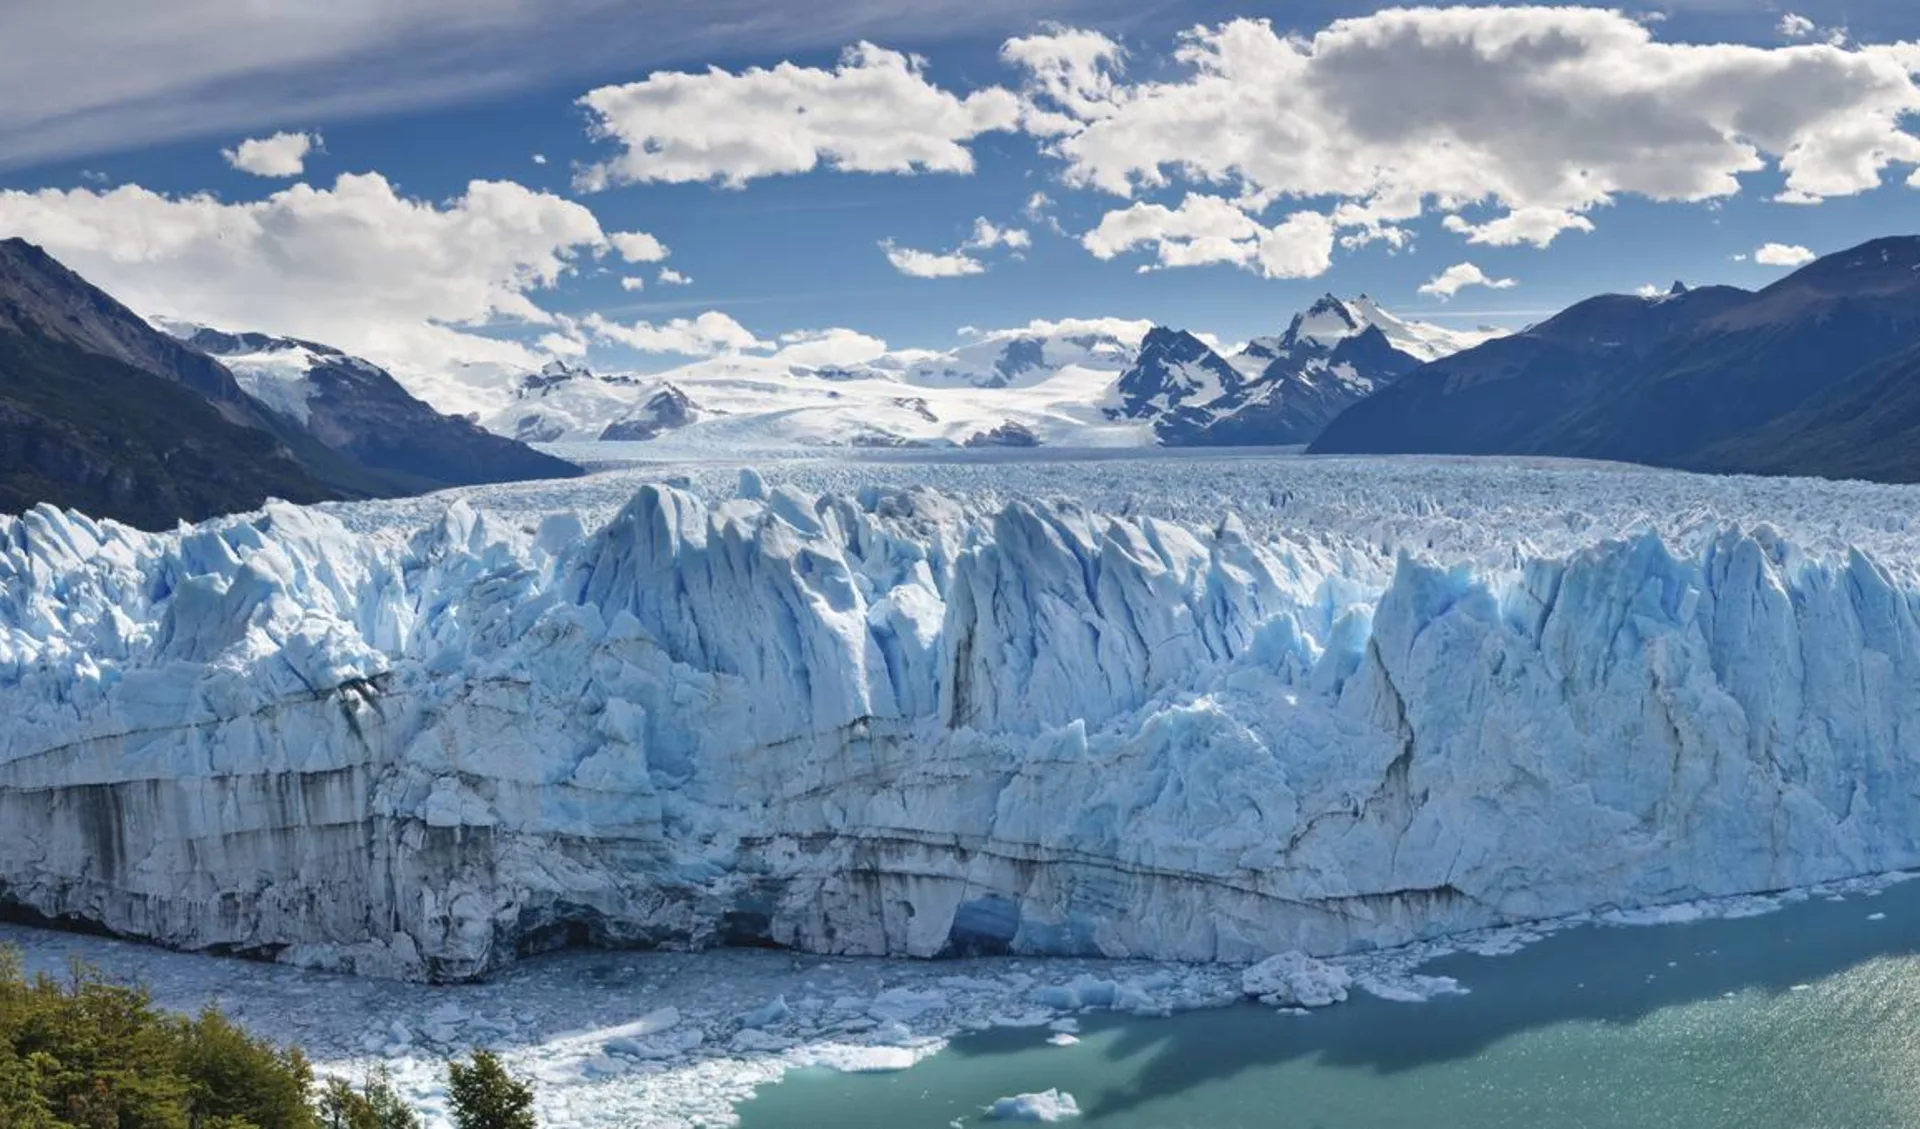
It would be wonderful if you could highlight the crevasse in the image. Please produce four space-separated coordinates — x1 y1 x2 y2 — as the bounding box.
0 478 1915 981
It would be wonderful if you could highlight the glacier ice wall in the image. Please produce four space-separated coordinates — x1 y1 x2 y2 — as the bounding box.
2 475 1918 980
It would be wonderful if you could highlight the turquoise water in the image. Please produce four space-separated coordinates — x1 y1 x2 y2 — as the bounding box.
736 883 1920 1128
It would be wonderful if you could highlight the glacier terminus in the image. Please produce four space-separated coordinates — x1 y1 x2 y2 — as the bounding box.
2 454 1918 983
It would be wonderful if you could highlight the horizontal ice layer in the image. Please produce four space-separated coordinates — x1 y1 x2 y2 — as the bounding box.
3 462 1920 980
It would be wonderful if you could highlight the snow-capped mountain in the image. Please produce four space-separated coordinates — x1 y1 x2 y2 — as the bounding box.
889 322 1145 389
466 304 1492 452
182 326 581 488
1110 296 1492 446
1103 326 1249 432
485 322 1154 449
484 360 675 443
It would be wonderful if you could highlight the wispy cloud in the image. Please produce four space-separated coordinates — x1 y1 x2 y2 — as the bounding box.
0 0 1132 170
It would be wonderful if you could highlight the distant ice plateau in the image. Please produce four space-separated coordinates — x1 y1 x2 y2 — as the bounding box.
4 453 1920 985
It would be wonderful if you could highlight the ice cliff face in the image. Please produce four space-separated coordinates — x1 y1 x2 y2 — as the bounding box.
3 475 1919 981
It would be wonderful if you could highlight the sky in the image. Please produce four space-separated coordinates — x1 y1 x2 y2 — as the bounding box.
2 0 1920 387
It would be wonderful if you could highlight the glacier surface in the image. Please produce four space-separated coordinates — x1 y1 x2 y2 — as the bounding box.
3 452 1920 981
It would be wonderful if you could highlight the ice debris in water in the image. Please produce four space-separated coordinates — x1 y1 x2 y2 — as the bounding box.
987 1089 1082 1121
1242 952 1352 1008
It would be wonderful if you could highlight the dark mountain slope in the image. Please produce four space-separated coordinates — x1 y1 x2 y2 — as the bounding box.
0 325 337 527
1312 236 1920 481
184 329 581 488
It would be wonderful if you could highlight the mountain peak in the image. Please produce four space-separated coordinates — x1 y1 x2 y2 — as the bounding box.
1669 280 1689 296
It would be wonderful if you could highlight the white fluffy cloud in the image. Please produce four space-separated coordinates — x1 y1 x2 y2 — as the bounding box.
0 173 610 413
609 230 669 262
964 217 1031 251
657 266 691 285
961 314 1155 348
882 214 1030 278
620 276 645 291
774 327 890 366
1779 13 1817 40
1754 242 1817 266
1442 206 1596 248
1418 262 1517 299
881 240 985 278
582 310 765 355
221 131 319 177
1010 9 1920 232
575 43 1020 190
1082 193 1335 278
1001 26 1127 135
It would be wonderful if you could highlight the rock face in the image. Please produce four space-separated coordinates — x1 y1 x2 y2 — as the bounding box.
597 386 701 442
4 482 1920 981
0 239 377 528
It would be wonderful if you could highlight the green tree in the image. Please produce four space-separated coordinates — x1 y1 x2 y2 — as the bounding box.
0 946 338 1129
445 1051 536 1129
177 1006 315 1129
316 1066 417 1129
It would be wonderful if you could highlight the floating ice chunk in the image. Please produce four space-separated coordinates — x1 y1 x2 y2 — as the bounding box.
987 1089 1082 1121
790 1041 938 1073
867 987 948 1023
1242 952 1352 1008
1359 974 1468 1003
739 996 792 1029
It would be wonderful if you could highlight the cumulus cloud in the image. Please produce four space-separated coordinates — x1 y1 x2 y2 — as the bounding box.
0 172 609 412
1418 262 1518 299
1001 26 1127 135
882 214 1030 278
609 230 670 263
532 153 548 165
1779 13 1817 39
581 310 765 355
881 239 985 278
1009 9 1920 231
963 217 1031 251
1082 193 1335 278
575 43 1020 190
961 314 1155 347
1443 206 1596 248
1754 241 1817 266
774 327 890 366
620 276 645 291
538 329 586 357
657 266 691 285
221 131 319 177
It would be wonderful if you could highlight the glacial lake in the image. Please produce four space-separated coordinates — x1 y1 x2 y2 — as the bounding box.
736 879 1920 1129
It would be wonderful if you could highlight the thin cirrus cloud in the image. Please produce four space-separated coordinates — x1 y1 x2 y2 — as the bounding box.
0 0 1130 171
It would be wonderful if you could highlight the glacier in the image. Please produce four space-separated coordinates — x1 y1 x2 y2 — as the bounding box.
2 453 1919 982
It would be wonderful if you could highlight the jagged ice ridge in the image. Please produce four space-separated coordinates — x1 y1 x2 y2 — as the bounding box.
2 456 1919 981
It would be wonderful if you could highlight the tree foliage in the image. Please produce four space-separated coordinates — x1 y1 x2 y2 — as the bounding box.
315 1065 419 1129
0 948 316 1129
445 1050 537 1129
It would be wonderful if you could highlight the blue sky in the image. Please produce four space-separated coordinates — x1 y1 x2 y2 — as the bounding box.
2 0 1919 381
